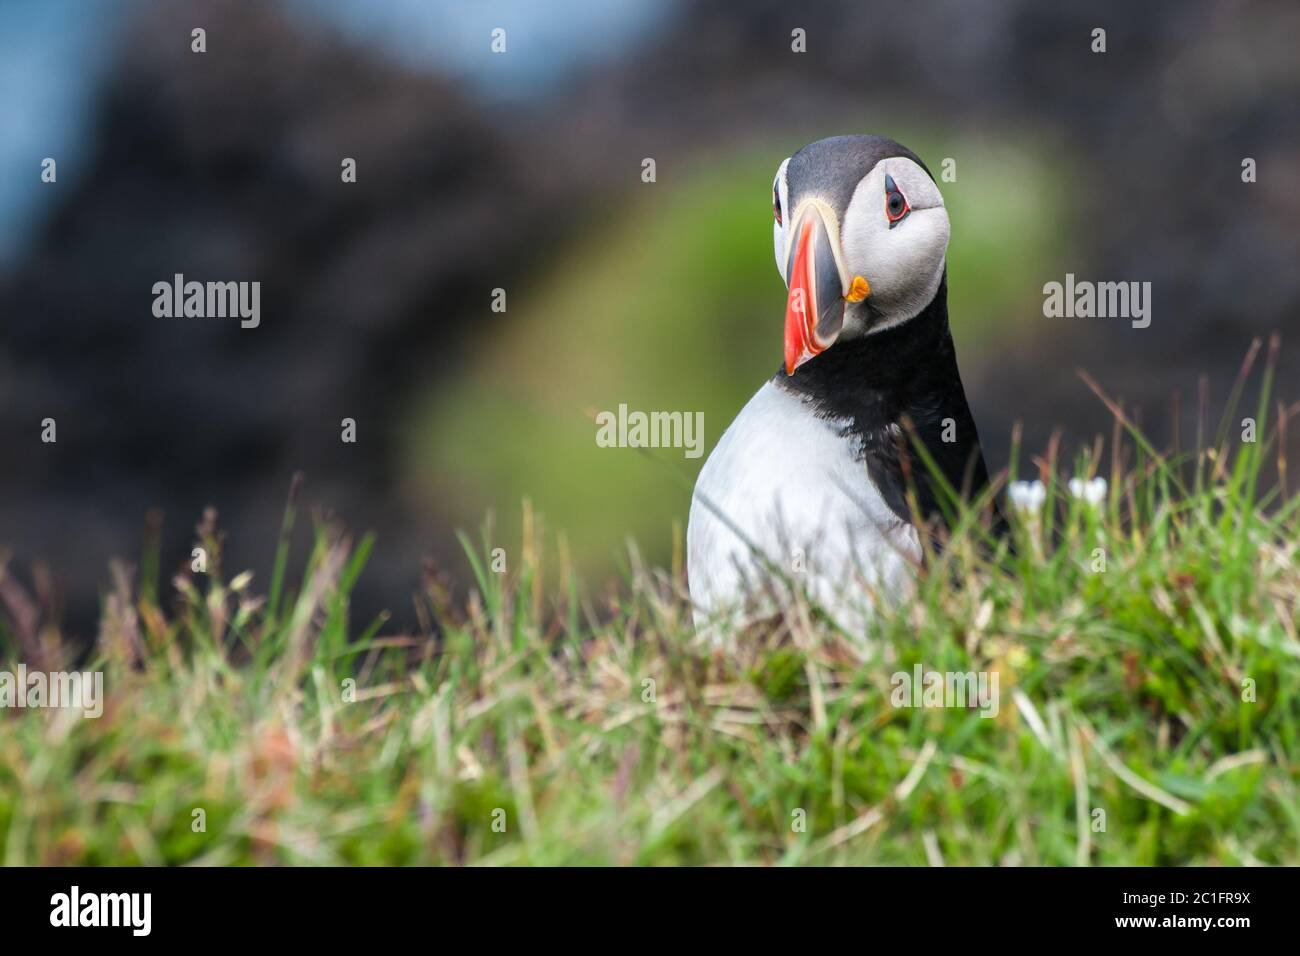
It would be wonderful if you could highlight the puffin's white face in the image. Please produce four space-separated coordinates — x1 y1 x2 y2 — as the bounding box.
771 151 950 374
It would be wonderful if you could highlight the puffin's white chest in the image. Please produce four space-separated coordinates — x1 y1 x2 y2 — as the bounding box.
687 381 920 635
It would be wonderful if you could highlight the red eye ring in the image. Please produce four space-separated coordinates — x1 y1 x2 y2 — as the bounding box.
773 182 783 226
886 192 909 223
884 173 910 225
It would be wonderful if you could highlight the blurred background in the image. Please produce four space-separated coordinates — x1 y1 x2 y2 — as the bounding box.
0 0 1296 636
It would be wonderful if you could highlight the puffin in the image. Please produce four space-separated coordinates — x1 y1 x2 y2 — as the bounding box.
687 134 991 636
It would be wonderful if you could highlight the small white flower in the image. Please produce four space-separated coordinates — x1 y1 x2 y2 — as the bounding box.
1008 480 1046 515
1068 476 1107 506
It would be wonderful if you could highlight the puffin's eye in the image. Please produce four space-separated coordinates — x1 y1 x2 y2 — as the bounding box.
773 182 783 226
884 173 910 226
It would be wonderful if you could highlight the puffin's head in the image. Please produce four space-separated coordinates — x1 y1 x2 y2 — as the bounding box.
771 135 950 374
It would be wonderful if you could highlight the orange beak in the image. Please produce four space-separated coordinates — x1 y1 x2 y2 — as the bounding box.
783 204 855 375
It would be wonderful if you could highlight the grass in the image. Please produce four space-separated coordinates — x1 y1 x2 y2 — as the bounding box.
1 347 1299 866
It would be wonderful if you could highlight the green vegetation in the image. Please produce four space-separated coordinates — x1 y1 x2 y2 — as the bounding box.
2 347 1296 866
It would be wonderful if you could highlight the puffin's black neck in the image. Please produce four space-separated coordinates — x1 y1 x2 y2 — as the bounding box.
774 275 960 423
773 274 991 522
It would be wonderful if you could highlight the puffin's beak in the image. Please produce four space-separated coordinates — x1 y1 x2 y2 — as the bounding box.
783 202 859 375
